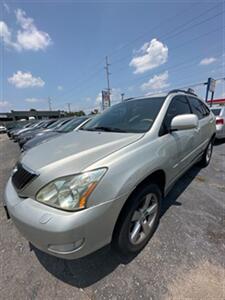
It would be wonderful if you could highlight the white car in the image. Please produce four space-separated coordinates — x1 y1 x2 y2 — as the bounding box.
0 125 6 134
211 106 225 139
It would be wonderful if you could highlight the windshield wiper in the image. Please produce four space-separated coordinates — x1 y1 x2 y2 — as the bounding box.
85 126 127 133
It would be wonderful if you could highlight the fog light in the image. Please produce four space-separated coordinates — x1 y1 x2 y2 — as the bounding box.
48 239 84 254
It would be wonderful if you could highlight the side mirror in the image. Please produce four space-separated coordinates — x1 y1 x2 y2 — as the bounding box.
170 114 198 131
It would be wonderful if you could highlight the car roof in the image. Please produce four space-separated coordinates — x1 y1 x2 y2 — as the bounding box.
126 90 200 102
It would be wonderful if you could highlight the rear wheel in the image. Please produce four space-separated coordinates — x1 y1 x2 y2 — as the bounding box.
113 183 161 256
199 139 213 167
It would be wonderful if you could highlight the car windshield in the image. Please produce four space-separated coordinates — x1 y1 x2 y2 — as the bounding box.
54 119 72 129
211 108 221 116
41 121 52 128
82 97 166 133
27 122 39 128
57 117 88 133
47 119 65 129
35 121 47 128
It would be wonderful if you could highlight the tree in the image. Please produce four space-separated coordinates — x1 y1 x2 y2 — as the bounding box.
65 110 86 117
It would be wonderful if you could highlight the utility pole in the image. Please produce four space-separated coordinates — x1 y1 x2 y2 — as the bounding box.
48 97 52 111
67 102 71 113
210 91 214 107
104 56 111 106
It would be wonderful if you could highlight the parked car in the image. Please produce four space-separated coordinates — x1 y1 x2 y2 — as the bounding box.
4 89 216 259
17 118 74 148
211 106 225 139
22 116 90 151
7 122 32 139
11 121 45 141
0 125 7 133
16 119 60 147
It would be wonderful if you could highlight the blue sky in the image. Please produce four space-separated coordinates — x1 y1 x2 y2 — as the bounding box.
0 0 224 113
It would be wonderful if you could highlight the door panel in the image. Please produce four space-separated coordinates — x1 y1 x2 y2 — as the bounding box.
187 96 211 154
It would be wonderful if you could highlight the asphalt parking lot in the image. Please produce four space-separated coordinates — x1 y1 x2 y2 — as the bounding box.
0 133 225 300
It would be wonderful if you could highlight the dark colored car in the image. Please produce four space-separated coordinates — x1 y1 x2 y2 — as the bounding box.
11 121 46 141
18 118 73 148
7 122 33 139
22 116 90 151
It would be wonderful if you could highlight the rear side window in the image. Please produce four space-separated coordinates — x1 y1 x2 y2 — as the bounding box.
188 97 209 119
211 109 221 116
160 95 191 135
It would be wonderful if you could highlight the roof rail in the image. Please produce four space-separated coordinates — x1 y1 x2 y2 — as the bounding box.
168 88 197 96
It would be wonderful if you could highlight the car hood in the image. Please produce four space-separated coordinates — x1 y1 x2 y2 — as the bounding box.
19 128 42 138
23 131 61 151
21 130 143 175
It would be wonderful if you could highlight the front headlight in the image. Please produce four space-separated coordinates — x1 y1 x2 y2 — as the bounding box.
36 168 107 211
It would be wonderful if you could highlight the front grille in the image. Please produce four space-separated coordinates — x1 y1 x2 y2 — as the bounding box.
12 163 37 190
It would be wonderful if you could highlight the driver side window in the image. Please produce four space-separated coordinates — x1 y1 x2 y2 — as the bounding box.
159 95 191 136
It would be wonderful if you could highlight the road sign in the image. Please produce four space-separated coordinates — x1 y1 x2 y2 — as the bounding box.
102 90 110 110
209 78 216 93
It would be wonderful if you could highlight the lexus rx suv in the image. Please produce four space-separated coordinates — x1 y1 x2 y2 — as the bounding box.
4 89 216 259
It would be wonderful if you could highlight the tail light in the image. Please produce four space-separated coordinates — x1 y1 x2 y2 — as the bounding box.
216 118 224 125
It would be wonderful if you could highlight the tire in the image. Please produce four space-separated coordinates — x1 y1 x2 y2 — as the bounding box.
199 139 213 167
113 183 162 257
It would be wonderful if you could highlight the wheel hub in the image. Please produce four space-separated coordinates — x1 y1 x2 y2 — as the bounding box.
129 193 158 245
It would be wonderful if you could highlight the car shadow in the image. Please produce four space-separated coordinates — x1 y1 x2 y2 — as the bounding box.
214 138 225 146
34 165 201 288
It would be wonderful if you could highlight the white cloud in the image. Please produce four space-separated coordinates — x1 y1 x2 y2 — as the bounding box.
141 71 170 92
199 57 217 66
0 9 51 51
8 71 45 88
85 97 91 102
0 21 10 41
0 21 19 49
130 38 168 74
25 98 44 103
57 85 63 91
15 9 51 51
0 100 11 110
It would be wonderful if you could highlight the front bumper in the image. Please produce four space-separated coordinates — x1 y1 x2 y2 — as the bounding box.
4 179 125 259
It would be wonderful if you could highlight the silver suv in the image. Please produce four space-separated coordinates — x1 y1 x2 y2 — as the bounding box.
4 90 216 259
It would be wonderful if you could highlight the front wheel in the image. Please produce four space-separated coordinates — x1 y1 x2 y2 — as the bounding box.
199 139 213 167
113 183 161 257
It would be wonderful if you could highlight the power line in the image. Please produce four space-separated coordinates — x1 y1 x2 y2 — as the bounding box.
111 24 224 68
53 4 220 103
108 3 219 60
64 6 224 103
111 8 224 71
53 4 223 111
109 3 220 63
116 43 222 89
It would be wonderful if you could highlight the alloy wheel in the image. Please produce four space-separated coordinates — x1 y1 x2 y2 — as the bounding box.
129 193 158 245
